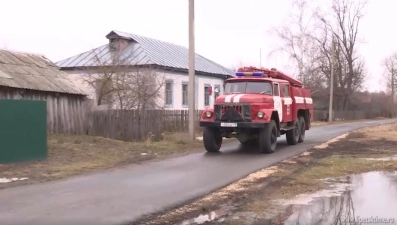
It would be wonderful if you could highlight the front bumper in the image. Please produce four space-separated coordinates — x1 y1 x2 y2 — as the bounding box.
199 121 268 128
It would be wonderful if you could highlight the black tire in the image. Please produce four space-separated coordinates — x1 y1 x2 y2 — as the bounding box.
298 116 306 143
203 127 222 152
286 119 299 145
258 120 278 154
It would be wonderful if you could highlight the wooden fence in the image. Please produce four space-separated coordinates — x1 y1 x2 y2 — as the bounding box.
83 109 204 141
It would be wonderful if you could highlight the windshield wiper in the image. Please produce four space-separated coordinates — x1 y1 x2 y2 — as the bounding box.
260 91 271 94
230 92 242 94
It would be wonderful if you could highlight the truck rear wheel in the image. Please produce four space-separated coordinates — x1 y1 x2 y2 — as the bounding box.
203 127 222 152
258 120 277 154
286 119 299 145
298 116 306 143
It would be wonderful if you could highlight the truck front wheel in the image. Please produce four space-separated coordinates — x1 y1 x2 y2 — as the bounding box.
203 127 223 152
258 120 277 154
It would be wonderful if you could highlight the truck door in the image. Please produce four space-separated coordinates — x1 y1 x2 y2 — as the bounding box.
281 84 293 122
273 83 283 122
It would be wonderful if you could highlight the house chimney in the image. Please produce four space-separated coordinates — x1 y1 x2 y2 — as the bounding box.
109 38 119 52
106 33 131 52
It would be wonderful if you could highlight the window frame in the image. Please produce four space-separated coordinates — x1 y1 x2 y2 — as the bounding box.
282 84 290 97
214 84 221 99
182 81 188 108
165 79 174 108
273 83 280 97
204 83 211 106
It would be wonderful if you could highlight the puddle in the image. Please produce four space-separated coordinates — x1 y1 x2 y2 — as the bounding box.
365 155 397 161
179 171 397 225
277 171 397 225
0 177 28 183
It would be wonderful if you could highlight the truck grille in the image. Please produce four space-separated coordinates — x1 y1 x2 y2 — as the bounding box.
215 104 251 122
221 105 242 114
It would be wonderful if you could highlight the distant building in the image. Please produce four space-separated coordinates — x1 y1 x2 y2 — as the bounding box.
56 30 234 110
0 49 88 133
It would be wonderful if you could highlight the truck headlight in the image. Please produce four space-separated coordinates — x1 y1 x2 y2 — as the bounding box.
205 111 212 118
257 111 264 118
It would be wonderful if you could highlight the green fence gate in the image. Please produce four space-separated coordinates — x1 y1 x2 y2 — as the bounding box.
0 99 47 164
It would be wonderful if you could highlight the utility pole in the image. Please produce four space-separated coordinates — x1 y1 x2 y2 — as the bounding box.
391 67 395 104
328 36 335 122
188 0 196 141
259 48 262 67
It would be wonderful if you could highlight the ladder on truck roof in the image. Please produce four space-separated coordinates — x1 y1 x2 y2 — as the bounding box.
236 66 304 88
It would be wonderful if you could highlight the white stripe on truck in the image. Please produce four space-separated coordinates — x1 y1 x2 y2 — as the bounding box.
232 94 245 103
225 94 236 103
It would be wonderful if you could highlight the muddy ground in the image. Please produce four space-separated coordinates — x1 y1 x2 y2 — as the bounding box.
0 131 207 189
132 122 397 225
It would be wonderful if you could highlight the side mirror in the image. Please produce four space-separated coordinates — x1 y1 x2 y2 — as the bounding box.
214 87 220 94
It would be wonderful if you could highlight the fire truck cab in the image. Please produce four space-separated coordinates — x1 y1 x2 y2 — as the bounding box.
199 66 313 154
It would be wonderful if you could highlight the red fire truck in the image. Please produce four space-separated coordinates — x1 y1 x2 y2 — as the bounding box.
199 66 313 153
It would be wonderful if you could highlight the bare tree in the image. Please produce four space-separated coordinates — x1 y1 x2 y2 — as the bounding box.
269 0 368 111
382 52 397 102
267 0 323 88
81 46 165 111
316 0 368 110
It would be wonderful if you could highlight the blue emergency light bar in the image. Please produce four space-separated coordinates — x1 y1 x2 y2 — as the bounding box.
235 71 264 77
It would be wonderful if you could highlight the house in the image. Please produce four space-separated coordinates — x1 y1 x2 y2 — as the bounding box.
0 49 89 134
56 30 234 110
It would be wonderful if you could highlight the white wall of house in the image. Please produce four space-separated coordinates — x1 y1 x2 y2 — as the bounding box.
64 69 226 110
159 71 225 110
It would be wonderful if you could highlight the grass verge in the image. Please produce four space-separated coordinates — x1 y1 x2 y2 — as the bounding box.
0 131 206 189
132 121 397 225
310 117 387 127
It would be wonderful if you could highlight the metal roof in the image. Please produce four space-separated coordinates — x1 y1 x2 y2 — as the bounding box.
56 30 234 77
0 49 87 95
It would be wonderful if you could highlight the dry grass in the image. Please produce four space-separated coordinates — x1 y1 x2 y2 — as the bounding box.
357 122 397 141
0 132 204 188
311 117 387 127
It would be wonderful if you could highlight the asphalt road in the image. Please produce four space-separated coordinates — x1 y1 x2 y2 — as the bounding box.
0 119 394 225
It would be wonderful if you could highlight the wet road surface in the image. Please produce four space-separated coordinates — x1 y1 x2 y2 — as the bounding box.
0 119 394 225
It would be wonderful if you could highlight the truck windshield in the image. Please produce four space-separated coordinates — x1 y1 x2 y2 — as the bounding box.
224 81 272 95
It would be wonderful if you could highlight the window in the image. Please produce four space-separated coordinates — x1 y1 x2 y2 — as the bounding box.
273 83 280 96
165 80 173 107
282 85 290 97
204 84 210 106
182 82 188 107
214 84 221 98
224 81 272 95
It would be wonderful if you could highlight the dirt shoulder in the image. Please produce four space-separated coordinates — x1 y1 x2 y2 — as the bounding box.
310 117 387 127
133 122 397 225
0 132 213 190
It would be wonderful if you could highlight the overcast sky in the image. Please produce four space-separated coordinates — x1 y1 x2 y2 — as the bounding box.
1 0 394 92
